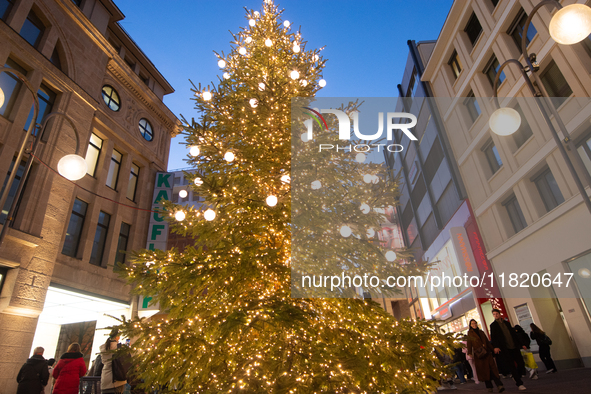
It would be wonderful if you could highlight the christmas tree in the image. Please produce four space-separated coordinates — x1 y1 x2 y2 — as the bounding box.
119 1 455 392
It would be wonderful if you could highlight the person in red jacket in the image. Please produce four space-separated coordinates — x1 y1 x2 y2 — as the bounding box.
52 343 87 394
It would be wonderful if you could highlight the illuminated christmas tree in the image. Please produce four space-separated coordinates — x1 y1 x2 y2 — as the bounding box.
119 1 455 392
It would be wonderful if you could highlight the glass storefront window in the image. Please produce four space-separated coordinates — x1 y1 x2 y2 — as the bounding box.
566 250 591 319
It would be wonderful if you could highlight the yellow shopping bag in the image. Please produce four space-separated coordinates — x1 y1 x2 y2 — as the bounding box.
522 350 538 369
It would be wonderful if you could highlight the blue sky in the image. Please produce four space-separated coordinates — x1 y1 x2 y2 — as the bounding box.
114 0 453 170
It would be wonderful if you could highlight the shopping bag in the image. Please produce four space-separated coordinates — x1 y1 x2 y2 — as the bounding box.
521 350 538 369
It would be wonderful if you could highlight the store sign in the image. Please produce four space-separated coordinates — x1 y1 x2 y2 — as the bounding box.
139 172 173 316
450 227 479 277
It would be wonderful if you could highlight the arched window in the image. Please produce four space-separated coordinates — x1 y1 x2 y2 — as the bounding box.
138 118 153 141
101 85 120 111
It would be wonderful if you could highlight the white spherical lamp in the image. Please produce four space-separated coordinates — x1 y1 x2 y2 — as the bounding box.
189 145 200 156
174 211 186 221
194 177 203 186
549 4 591 45
249 98 258 108
490 107 521 136
318 79 326 87
280 174 290 184
300 80 308 87
266 195 278 206
355 153 366 163
249 19 255 27
202 91 212 101
239 47 247 55
284 20 290 28
265 39 273 47
360 203 370 214
223 72 231 80
293 44 300 53
340 225 352 238
290 70 300 80
204 209 216 221
311 180 321 190
258 83 266 91
245 37 252 44
366 228 375 238
179 190 188 199
218 59 226 68
363 174 373 184
57 154 87 181
385 250 397 262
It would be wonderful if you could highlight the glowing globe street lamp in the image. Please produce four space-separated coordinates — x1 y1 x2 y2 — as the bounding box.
490 0 591 215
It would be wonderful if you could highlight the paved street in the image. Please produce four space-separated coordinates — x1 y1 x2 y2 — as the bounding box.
447 368 591 393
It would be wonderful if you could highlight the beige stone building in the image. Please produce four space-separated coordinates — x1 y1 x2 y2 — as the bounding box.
0 0 179 390
422 0 591 368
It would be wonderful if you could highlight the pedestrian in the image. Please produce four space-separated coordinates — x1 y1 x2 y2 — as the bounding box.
452 346 467 384
45 358 56 394
467 319 504 393
52 343 87 394
530 323 557 374
16 346 50 394
100 328 128 394
462 339 479 384
513 324 538 380
490 309 527 391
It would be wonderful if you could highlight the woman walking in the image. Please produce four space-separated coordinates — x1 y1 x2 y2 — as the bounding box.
100 329 128 394
52 343 87 394
467 319 504 393
530 323 557 373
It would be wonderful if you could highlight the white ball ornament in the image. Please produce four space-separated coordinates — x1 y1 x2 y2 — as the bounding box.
224 151 235 162
189 145 200 156
293 44 300 53
355 153 366 163
239 47 247 55
174 211 186 221
202 91 212 101
194 177 203 186
265 39 273 47
311 180 321 190
319 79 326 87
266 195 278 207
360 203 370 214
245 37 252 44
290 70 300 80
366 228 375 238
204 209 216 221
363 174 373 184
385 250 397 262
280 174 291 184
300 80 308 87
249 98 258 108
223 72 230 79
253 11 260 17
340 225 352 238
179 190 188 198
249 19 255 27
258 82 266 91
218 59 226 68
284 20 290 28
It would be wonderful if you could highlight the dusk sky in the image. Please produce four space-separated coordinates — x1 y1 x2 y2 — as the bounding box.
114 0 454 170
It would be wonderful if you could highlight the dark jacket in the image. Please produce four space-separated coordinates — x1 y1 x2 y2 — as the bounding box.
52 352 87 394
513 325 531 349
530 331 551 351
16 354 50 394
490 318 522 351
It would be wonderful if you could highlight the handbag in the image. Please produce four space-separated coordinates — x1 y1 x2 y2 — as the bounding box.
112 357 127 382
474 345 488 359
521 350 539 369
539 334 552 346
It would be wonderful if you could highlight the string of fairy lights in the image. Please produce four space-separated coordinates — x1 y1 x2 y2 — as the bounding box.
120 1 457 392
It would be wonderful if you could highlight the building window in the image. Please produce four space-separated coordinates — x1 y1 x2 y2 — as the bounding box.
577 132 591 176
482 139 502 175
406 69 419 98
50 45 62 71
139 118 154 141
20 10 45 48
127 163 139 201
0 59 27 119
0 157 26 224
512 104 533 149
89 211 111 266
503 194 527 234
106 149 122 190
62 198 88 257
423 137 444 184
1 0 15 20
540 60 572 108
508 9 537 50
448 50 462 80
533 168 565 212
85 133 103 177
465 12 483 48
484 55 506 87
464 91 481 124
24 84 56 133
101 85 121 111
114 222 131 270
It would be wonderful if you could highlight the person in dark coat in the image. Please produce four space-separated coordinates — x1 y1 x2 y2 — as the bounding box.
530 323 557 373
490 309 527 390
452 346 467 383
16 346 50 394
514 324 538 379
467 319 504 393
52 343 87 394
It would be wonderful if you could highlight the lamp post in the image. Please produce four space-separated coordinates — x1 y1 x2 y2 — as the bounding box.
0 69 87 248
489 0 591 216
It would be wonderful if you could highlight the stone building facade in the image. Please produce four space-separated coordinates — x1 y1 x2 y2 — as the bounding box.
0 0 179 391
422 0 591 368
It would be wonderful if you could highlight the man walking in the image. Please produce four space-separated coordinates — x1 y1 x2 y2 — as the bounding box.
490 309 527 391
16 346 50 394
